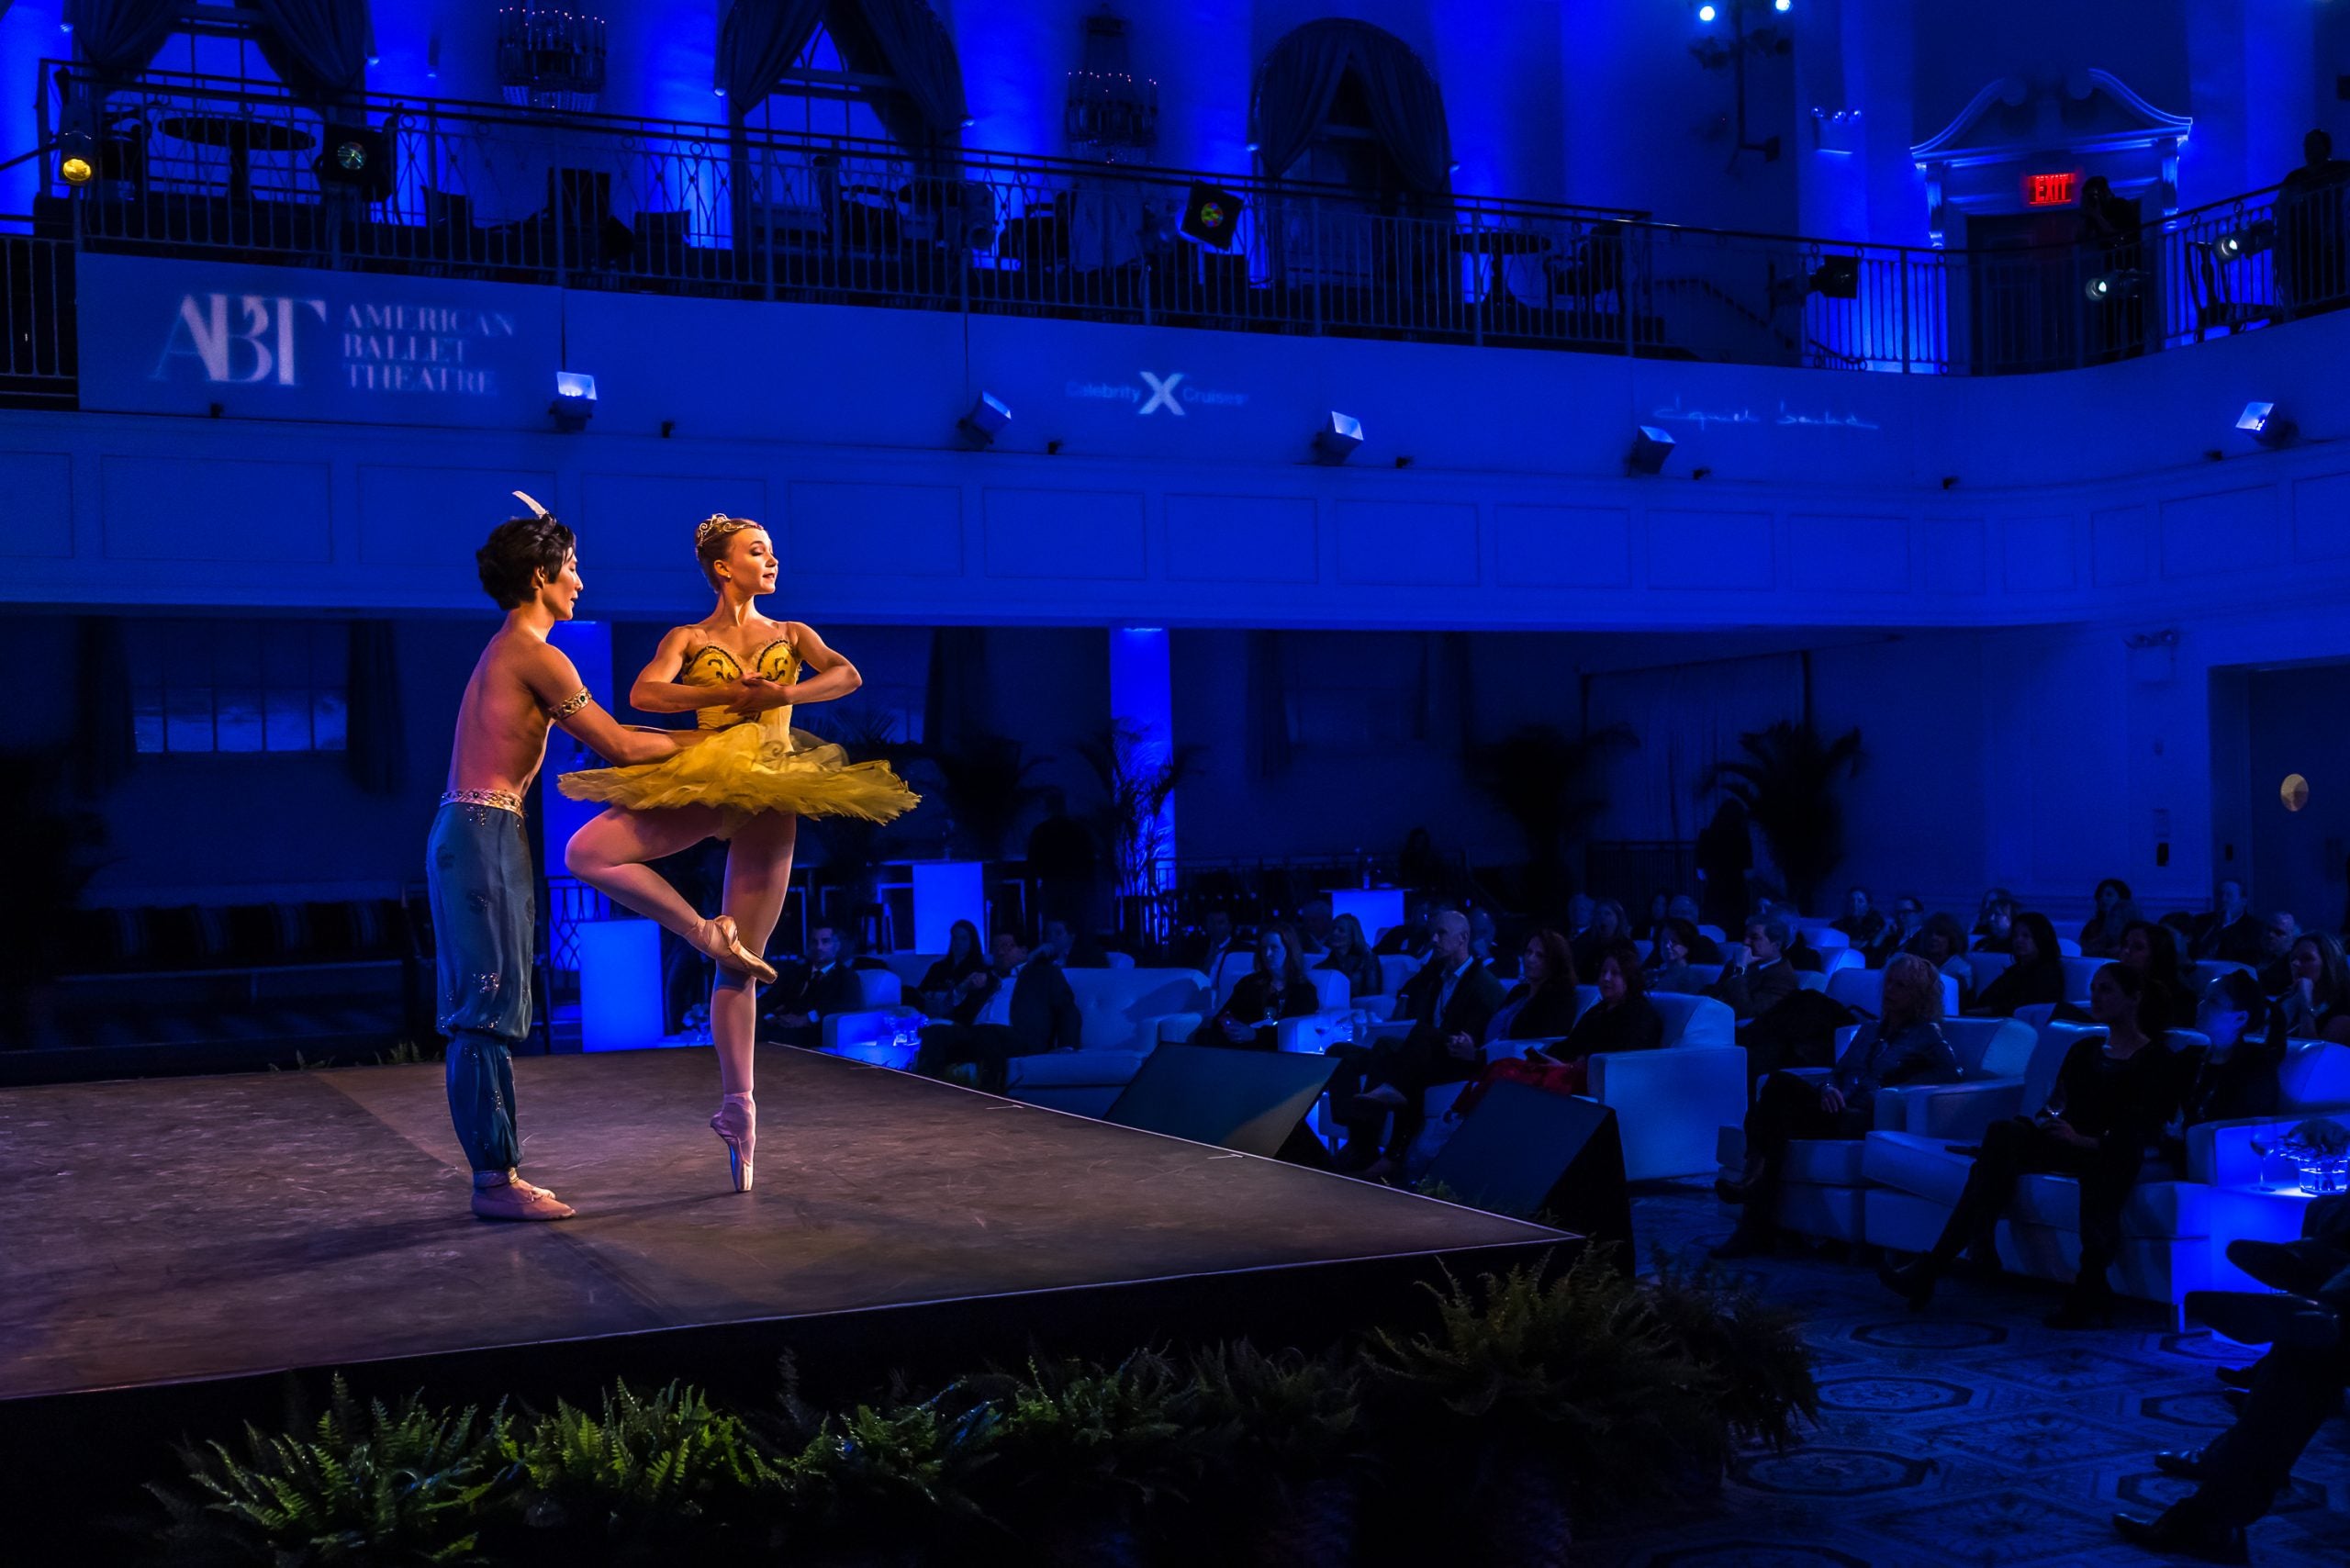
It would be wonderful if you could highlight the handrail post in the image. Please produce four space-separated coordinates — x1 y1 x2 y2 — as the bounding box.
1309 195 1322 335
1899 250 1910 373
1470 206 1483 347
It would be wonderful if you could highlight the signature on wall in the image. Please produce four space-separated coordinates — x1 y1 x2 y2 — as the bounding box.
1649 396 1884 433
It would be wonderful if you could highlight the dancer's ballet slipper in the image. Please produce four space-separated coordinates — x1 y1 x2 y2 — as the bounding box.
695 915 777 984
711 1091 755 1193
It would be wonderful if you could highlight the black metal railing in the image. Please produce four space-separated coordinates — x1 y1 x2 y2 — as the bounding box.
18 63 2350 382
0 230 74 406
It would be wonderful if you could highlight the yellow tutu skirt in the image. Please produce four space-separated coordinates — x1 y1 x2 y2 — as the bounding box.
558 722 920 839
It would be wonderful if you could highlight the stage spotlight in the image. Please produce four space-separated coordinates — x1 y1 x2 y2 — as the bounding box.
1770 253 1860 309
2085 269 2145 302
1627 425 1676 476
1774 0 1792 11
1180 180 1243 249
1697 4 1718 21
317 122 393 202
1314 411 1364 464
56 95 97 185
550 371 597 431
958 390 1012 446
2211 220 2275 263
2237 401 2298 449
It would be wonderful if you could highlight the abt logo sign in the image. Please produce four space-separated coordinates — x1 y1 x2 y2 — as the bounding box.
154 293 328 386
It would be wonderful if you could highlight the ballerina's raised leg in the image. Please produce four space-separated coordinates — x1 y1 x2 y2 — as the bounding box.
704 810 799 1191
564 803 778 985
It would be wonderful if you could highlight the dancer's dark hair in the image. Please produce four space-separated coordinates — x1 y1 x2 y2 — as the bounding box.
476 514 576 609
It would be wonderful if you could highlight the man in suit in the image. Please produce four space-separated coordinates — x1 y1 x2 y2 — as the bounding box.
914 927 1086 1092
1708 914 1801 1025
759 924 863 1046
2190 879 2264 966
1179 907 1242 976
2256 912 2300 995
1040 913 1110 969
1329 908 1505 1177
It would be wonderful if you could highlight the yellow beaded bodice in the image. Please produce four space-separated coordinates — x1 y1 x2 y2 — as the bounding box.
682 637 799 734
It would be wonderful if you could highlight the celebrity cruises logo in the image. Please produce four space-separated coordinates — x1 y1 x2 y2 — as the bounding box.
1065 369 1251 415
153 290 520 398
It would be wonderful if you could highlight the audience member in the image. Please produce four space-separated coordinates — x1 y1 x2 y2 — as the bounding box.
1297 896 1334 954
1181 907 1244 975
758 923 862 1045
1644 917 1703 994
2255 911 2300 994
914 920 990 1014
1716 955 1960 1258
1833 886 1888 954
1973 897 2018 955
1469 905 1504 972
1483 928 1583 1045
1329 909 1505 1178
2189 879 2262 965
2277 930 2350 1044
1668 894 1724 960
2118 919 2197 1035
1571 899 1630 980
1373 896 1438 958
1453 937 1651 1112
1192 924 1320 1050
1707 914 1800 1023
2079 878 2140 958
1967 912 2067 1016
2277 126 2350 316
2168 970 2285 1150
914 927 1084 1091
1882 962 2177 1327
1314 913 1384 999
1639 890 1674 947
1907 913 1975 1004
1868 893 1926 967
1039 913 1110 969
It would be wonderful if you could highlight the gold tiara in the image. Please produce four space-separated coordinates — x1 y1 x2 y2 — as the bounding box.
695 513 756 551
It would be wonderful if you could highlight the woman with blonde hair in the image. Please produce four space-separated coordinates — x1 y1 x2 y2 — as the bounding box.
562 513 919 1192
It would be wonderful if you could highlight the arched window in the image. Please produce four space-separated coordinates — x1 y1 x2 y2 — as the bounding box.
717 0 968 153
1250 20 1451 201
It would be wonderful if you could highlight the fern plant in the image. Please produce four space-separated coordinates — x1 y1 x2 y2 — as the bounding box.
147 1376 512 1565
1643 1252 1819 1456
1174 1344 1368 1568
767 1365 1000 1558
502 1381 783 1553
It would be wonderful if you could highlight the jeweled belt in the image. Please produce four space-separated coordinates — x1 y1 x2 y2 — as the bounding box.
441 789 524 815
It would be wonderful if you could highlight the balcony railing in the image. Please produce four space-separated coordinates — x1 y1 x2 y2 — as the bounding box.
17 63 2350 387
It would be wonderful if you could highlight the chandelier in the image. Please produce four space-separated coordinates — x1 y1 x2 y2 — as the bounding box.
1064 8 1157 160
497 3 609 113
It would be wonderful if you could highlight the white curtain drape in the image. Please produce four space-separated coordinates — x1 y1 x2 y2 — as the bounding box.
1584 653 1804 843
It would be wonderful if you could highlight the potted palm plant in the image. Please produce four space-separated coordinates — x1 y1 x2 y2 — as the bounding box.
922 729 1047 861
1698 720 1864 916
1079 722 1201 947
1466 723 1635 909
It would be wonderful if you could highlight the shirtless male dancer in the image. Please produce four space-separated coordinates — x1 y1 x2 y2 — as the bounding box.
430 499 688 1220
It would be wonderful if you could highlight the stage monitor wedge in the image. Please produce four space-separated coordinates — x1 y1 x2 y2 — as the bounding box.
1425 1082 1633 1265
1103 1043 1335 1158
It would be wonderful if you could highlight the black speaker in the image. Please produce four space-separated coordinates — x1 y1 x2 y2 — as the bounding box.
1180 180 1243 249
1104 1044 1336 1158
1426 1083 1633 1263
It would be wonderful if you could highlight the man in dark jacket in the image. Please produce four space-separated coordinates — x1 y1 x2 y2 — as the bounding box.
759 924 864 1046
2190 879 2264 966
915 928 1086 1092
1708 914 1802 1024
1330 909 1505 1175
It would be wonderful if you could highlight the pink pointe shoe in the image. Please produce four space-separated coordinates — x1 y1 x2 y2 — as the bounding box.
711 1091 755 1192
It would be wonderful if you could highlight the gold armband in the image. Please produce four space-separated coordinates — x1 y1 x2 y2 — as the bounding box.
546 689 592 720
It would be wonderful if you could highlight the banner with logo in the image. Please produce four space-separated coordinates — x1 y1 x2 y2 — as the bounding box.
76 253 561 428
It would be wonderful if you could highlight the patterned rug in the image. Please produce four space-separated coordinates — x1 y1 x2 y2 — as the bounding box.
1589 1181 2350 1567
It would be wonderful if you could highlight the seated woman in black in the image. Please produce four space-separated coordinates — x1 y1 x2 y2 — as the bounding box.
2119 918 2197 1034
1644 916 1703 995
1716 955 1960 1257
2078 878 2139 958
1967 912 2067 1017
1191 924 1321 1050
1907 913 1976 1008
1453 938 1650 1114
2168 970 2284 1158
1484 928 1582 1046
1881 962 2179 1327
2277 930 2350 1044
1314 913 1384 1001
914 919 990 1016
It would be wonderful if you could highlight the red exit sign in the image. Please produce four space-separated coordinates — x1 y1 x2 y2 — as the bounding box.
2025 171 2079 207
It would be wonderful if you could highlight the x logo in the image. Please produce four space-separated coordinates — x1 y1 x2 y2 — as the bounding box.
1137 370 1187 416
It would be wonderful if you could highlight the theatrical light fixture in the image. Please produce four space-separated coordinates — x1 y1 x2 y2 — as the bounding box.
55 94 98 186
2237 401 2298 449
317 122 393 202
1771 253 1862 308
1313 411 1364 464
2211 220 2276 262
2084 269 2145 302
1774 0 1792 10
550 371 597 431
1626 425 1677 476
958 390 1013 446
1698 4 1718 21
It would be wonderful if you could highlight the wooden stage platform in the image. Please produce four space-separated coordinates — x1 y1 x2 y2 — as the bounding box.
0 1047 1563 1537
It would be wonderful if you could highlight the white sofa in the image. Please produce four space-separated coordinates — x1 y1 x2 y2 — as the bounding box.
1862 1036 2350 1321
1715 1016 2039 1245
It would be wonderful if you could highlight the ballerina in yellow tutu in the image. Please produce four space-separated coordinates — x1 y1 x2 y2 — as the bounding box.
561 514 919 1192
